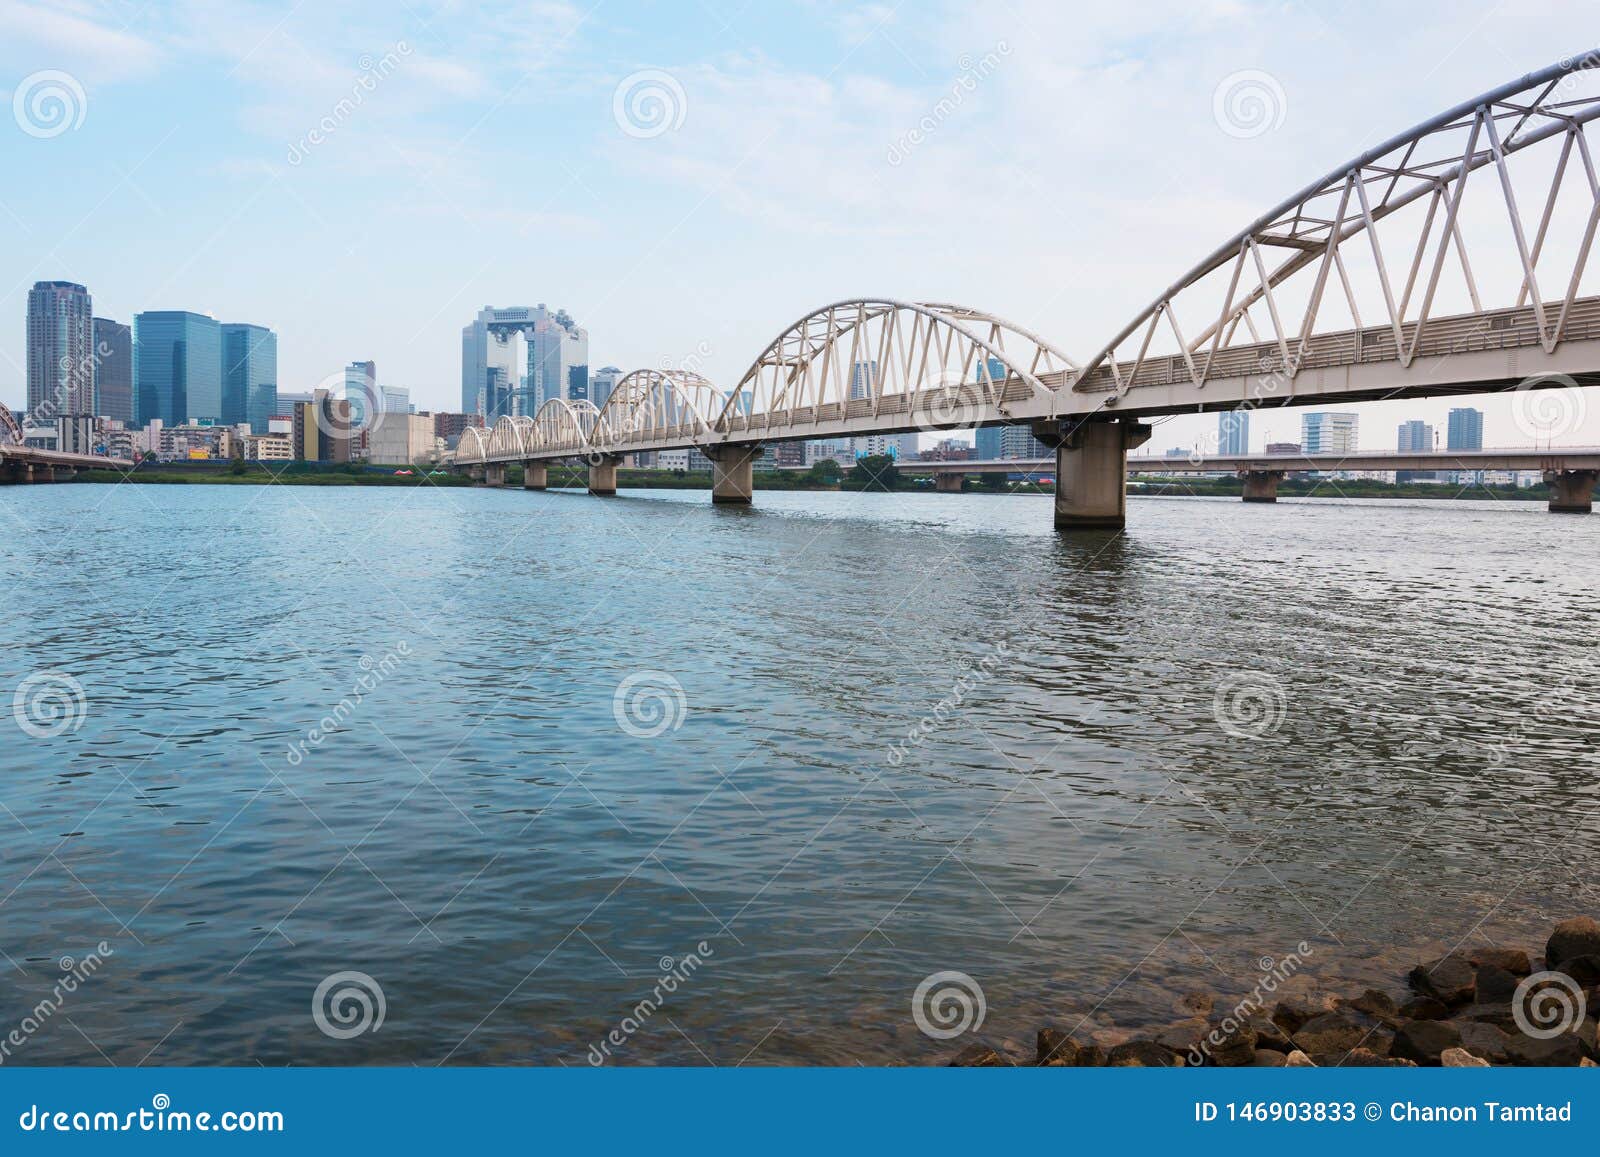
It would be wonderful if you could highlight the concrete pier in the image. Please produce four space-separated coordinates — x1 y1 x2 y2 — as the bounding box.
1241 469 1285 503
935 472 966 493
522 461 547 490
588 455 623 496
484 463 506 488
1035 419 1152 531
1545 468 1597 513
704 444 762 505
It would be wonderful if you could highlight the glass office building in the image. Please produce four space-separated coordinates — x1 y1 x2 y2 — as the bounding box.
134 311 222 425
222 323 279 433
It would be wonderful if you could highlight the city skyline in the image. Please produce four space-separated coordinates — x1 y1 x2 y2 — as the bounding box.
5 4 1600 453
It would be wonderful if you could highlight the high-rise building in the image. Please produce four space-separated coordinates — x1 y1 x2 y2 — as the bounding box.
999 424 1049 461
975 426 1003 460
1301 412 1358 456
1447 407 1484 450
344 361 378 428
380 385 411 413
27 281 94 419
591 366 623 411
1396 419 1435 482
91 317 133 424
134 311 222 425
461 305 588 418
221 323 278 433
526 309 588 412
1217 408 1250 455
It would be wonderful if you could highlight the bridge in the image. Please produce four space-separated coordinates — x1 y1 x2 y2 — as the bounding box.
447 55 1600 528
0 404 134 483
884 448 1600 509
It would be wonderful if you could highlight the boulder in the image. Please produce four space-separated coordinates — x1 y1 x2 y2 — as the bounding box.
1503 1034 1585 1067
1559 955 1600 987
1036 1028 1081 1066
1107 1040 1182 1067
1468 946 1532 976
1391 1019 1463 1066
1252 1049 1287 1067
1546 917 1600 968
1397 995 1450 1020
948 1042 1006 1066
1409 955 1476 1006
1270 999 1324 1036
1441 1047 1489 1067
1458 1021 1513 1063
1293 1009 1379 1057
1454 1002 1518 1030
1474 964 1520 1005
1582 1057 1597 1068
1201 1020 1258 1067
1078 1043 1107 1067
1248 1016 1295 1054
1152 1018 1209 1058
1284 1049 1316 1066
1342 989 1399 1022
1318 1047 1413 1067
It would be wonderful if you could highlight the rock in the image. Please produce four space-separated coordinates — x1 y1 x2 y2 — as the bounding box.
1078 1043 1107 1067
1454 1002 1518 1030
948 1042 1006 1066
1441 1047 1489 1067
1271 999 1324 1036
1503 1034 1585 1067
1248 1016 1295 1053
1252 1049 1287 1066
1037 1028 1080 1066
1474 964 1520 1005
1391 1019 1463 1065
1409 955 1476 1006
1293 1009 1379 1057
1108 1040 1182 1067
1317 1047 1412 1067
1090 1026 1132 1050
1468 946 1532 976
1284 1049 1316 1066
1559 955 1600 987
1152 1018 1208 1058
1342 989 1399 1022
1201 1020 1258 1067
1546 917 1600 968
1174 991 1213 1018
1459 1021 1513 1063
1582 1057 1597 1068
1397 995 1451 1020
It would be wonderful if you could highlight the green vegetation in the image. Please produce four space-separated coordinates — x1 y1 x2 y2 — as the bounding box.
1130 476 1547 502
74 462 473 486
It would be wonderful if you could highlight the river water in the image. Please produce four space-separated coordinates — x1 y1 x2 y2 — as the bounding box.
0 483 1595 1065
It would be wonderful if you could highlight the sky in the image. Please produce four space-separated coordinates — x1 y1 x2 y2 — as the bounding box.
2 0 1598 453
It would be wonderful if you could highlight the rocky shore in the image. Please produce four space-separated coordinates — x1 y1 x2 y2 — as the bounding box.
951 916 1600 1068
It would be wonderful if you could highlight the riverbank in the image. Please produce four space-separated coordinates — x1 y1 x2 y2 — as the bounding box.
68 463 1547 502
949 916 1600 1068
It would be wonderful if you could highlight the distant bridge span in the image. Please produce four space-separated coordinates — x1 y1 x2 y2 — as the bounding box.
454 55 1600 526
0 403 134 482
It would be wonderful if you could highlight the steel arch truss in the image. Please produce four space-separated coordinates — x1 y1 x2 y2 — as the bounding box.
717 299 1079 436
593 369 725 450
1077 55 1600 401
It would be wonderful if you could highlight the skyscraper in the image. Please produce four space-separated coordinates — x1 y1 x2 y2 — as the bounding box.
1447 407 1484 450
344 361 378 429
27 281 94 419
1396 419 1435 483
134 311 222 425
526 309 588 412
975 426 1002 460
591 366 623 411
92 317 133 424
1217 408 1250 455
221 323 278 433
1301 412 1358 455
461 305 587 418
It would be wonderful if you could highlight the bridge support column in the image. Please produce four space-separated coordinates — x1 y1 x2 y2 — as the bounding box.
1545 469 1597 513
522 461 547 490
484 463 506 488
1241 470 1284 503
704 443 761 505
1035 419 1152 531
935 472 966 493
588 454 623 496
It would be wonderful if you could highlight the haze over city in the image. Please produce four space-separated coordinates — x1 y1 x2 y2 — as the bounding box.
4 1 1600 454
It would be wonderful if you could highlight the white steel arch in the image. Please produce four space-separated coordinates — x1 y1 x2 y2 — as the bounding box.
593 369 724 450
1076 55 1600 402
717 298 1079 437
